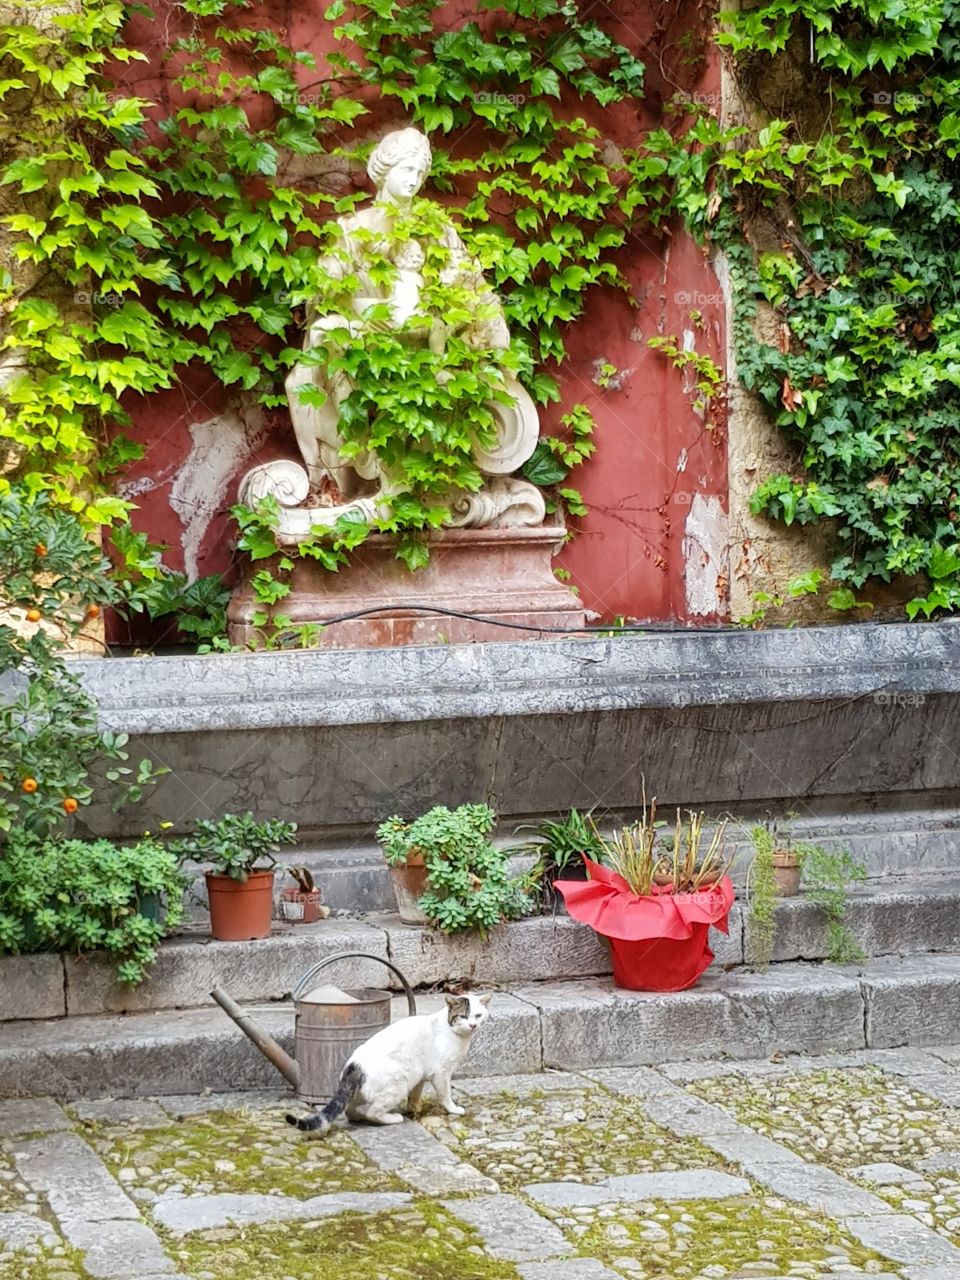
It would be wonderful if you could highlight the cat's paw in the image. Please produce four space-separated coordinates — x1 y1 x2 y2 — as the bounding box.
445 1103 466 1116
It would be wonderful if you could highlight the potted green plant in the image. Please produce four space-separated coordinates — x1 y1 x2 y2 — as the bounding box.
512 808 607 909
376 803 532 932
0 830 186 985
170 813 297 942
749 816 804 897
555 796 735 992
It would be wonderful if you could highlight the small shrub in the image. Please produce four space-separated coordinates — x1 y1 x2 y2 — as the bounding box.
169 812 298 881
0 832 186 985
0 486 164 840
377 804 532 935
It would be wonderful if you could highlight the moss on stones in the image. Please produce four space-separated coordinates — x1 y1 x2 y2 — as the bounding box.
89 1103 404 1200
568 1192 903 1279
690 1067 960 1172
0 1239 90 1280
0 1150 28 1214
173 1201 521 1280
422 1086 722 1190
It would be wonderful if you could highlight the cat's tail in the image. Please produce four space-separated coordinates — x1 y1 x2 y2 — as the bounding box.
286 1060 365 1135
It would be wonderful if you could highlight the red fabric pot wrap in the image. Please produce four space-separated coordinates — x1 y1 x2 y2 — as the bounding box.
555 861 735 992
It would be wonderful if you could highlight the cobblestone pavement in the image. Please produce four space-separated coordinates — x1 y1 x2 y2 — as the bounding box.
6 1048 960 1279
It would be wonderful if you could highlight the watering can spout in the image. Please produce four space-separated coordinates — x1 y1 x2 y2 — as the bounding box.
210 986 301 1090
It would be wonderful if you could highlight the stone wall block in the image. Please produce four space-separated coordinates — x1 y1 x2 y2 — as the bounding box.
64 923 389 1016
0 954 65 1022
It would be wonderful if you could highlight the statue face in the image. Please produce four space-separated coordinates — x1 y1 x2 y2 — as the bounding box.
381 157 429 203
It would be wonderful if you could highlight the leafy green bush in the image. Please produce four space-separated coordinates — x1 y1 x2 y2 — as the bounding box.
169 812 298 881
0 832 185 985
377 804 532 934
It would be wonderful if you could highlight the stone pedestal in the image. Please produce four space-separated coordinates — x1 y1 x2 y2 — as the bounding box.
227 526 586 648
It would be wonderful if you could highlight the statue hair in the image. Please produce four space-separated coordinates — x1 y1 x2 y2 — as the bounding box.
367 128 432 189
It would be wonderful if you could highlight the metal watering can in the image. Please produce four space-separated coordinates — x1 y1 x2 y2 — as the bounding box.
211 951 417 1104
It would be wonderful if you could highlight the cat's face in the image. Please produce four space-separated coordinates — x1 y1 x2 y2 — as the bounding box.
445 993 491 1037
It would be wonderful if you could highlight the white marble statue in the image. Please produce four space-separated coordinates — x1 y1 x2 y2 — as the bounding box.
238 126 545 542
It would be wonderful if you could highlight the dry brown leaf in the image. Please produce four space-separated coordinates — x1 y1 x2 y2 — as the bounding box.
781 377 803 412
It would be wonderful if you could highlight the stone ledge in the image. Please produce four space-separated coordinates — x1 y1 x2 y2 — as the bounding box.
0 992 539 1099
5 958 960 1098
862 954 960 1048
743 881 960 964
1 913 742 1022
520 964 867 1068
10 879 960 1022
62 921 389 1017
70 619 960 734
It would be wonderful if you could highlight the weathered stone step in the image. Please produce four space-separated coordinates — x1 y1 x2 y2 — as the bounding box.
4 954 960 1099
7 878 960 1023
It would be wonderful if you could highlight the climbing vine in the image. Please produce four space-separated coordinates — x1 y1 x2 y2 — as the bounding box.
654 0 960 617
0 0 675 614
13 0 957 624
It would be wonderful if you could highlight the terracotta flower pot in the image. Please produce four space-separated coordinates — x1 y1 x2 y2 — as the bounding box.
205 869 275 941
279 885 324 924
390 857 429 925
772 851 801 898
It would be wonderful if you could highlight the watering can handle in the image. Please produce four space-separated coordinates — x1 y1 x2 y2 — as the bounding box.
290 951 417 1017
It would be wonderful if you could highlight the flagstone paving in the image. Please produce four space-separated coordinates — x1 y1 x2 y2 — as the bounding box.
689 1064 960 1256
418 1075 726 1190
7 1049 960 1279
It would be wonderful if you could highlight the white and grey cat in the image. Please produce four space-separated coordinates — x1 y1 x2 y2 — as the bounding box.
286 993 491 1135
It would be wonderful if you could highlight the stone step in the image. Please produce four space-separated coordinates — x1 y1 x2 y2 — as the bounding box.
6 877 960 1023
4 954 960 1099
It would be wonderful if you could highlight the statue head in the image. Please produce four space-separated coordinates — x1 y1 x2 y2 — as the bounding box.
367 128 432 204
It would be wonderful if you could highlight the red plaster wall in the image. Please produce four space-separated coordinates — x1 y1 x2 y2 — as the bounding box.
109 0 726 638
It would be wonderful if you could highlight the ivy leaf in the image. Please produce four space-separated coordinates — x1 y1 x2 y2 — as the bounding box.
255 66 292 97
549 36 587 74
928 545 960 580
3 157 48 193
531 67 561 98
522 441 568 485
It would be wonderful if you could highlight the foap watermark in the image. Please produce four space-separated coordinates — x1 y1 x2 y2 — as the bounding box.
276 91 326 108
675 289 723 307
863 288 927 308
75 290 122 308
474 91 525 106
82 90 126 107
676 89 721 109
873 90 926 112
873 690 926 708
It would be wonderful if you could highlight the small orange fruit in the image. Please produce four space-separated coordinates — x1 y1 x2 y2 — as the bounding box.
34 542 47 557
22 777 38 793
63 797 78 814
25 608 41 622
85 603 101 621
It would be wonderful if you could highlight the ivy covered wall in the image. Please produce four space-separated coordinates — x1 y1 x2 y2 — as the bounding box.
102 0 730 635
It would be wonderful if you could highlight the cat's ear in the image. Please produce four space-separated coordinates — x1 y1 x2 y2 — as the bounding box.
445 994 461 1009
478 993 492 1007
